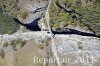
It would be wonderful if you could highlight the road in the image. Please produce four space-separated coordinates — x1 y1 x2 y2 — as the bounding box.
44 0 61 66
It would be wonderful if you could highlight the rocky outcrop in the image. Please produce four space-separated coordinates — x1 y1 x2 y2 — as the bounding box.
0 32 100 66
18 0 48 32
0 0 100 66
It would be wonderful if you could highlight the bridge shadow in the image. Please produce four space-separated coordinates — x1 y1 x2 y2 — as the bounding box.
52 28 100 38
13 18 41 31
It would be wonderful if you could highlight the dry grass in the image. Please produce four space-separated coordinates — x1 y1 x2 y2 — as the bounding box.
15 40 45 66
0 57 4 66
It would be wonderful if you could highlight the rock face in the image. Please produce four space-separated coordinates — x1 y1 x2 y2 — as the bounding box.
55 35 100 66
0 0 100 66
0 32 100 66
0 0 49 33
55 35 100 52
8 0 48 32
19 0 48 23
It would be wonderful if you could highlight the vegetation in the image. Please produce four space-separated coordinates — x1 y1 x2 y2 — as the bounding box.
0 0 29 35
3 42 8 47
0 57 4 66
0 0 28 19
38 44 44 49
20 40 26 47
77 42 83 49
11 38 26 50
0 10 19 34
50 0 100 36
0 0 99 36
20 11 28 19
39 37 51 49
0 0 19 17
78 45 83 49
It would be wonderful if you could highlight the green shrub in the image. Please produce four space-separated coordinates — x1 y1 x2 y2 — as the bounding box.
20 40 26 47
49 0 100 35
21 11 28 19
96 0 100 3
38 44 44 50
53 23 60 30
3 42 8 47
0 10 19 34
11 39 26 49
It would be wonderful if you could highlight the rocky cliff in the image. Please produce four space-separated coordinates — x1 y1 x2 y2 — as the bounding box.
0 32 100 66
0 0 100 66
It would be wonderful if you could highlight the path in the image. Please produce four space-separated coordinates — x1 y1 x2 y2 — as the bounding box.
44 0 61 66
